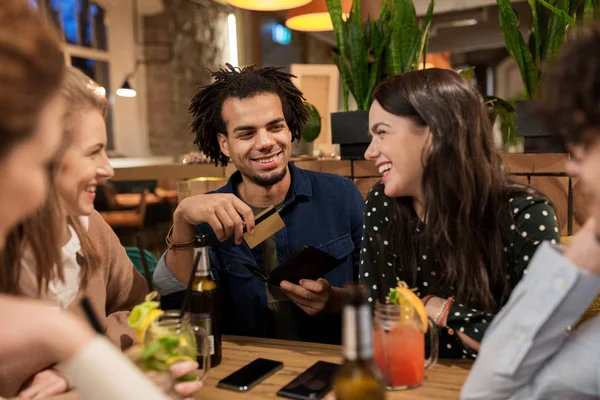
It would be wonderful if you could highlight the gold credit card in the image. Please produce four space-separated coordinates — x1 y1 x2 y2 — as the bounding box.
243 205 285 249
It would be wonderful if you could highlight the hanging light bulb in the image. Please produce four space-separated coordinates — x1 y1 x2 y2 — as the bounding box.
226 0 311 11
116 77 137 98
286 0 351 32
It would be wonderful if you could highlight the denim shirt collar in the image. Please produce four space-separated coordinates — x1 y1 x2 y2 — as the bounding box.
217 162 313 206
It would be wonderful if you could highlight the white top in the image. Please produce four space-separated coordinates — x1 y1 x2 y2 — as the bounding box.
63 336 169 400
20 217 88 308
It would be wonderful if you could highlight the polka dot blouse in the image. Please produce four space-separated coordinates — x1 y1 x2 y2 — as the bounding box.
359 181 560 359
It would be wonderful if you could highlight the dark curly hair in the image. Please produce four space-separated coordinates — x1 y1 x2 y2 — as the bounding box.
189 64 309 166
536 24 600 145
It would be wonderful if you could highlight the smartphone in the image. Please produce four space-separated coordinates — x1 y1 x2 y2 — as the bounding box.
277 361 340 400
217 358 284 392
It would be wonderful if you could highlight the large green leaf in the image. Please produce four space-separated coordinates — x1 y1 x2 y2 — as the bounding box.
528 0 541 65
459 66 476 83
411 0 435 71
419 0 436 69
397 0 420 72
346 0 369 109
367 18 394 102
302 103 322 143
386 0 403 75
542 0 570 60
326 0 351 110
497 0 538 98
584 0 595 22
539 0 577 26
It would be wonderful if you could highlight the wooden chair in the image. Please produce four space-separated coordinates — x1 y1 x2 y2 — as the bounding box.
99 189 150 229
100 181 161 210
561 236 600 327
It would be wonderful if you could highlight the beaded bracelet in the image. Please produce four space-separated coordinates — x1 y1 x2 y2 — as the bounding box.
438 297 454 327
434 296 456 327
433 298 450 325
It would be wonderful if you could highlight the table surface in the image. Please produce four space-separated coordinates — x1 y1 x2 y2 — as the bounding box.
198 336 472 400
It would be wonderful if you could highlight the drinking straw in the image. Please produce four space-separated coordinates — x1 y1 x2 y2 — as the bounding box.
179 249 201 318
135 234 153 291
80 297 104 335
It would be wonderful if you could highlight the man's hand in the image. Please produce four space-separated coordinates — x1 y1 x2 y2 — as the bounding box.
280 278 333 316
176 194 255 244
564 218 600 275
18 369 69 399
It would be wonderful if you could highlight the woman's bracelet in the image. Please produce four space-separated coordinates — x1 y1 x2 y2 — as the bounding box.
434 296 455 327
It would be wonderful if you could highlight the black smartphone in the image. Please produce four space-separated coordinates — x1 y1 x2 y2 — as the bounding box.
217 358 283 392
277 361 340 400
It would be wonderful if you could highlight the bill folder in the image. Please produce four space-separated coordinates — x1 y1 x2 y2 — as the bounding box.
243 246 345 286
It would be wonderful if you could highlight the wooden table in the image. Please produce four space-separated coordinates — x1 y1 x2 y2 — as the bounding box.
199 336 472 400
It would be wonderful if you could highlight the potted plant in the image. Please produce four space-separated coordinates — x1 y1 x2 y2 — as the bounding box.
497 0 597 152
326 0 435 159
293 102 322 157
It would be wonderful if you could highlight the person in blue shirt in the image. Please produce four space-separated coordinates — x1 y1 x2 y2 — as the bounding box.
153 64 364 344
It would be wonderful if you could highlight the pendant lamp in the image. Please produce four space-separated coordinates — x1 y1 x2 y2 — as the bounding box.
226 0 312 11
286 0 351 32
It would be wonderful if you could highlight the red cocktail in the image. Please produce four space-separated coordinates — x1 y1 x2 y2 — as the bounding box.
372 302 437 390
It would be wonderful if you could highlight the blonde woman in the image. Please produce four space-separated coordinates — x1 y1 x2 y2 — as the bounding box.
1 67 201 399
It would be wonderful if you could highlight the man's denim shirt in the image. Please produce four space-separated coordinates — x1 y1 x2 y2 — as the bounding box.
154 163 364 343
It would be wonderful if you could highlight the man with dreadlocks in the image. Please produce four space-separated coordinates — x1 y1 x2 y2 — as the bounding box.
153 64 364 344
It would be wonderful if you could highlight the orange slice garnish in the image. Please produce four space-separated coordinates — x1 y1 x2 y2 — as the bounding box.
388 281 428 333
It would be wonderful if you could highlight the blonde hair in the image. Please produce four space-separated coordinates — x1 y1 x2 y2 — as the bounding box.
60 67 107 289
61 66 108 135
2 67 109 295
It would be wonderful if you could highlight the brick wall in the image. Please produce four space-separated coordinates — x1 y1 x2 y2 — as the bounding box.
143 0 229 158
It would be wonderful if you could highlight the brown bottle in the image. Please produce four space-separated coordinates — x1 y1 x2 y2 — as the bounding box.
334 286 386 400
189 233 222 367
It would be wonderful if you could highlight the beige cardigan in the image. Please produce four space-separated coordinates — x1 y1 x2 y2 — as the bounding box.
0 211 148 397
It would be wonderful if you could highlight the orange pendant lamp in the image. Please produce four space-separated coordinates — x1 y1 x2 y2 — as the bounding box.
227 0 312 11
286 0 351 32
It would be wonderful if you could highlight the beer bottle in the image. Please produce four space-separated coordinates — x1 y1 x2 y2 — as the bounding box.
334 286 386 400
189 233 222 367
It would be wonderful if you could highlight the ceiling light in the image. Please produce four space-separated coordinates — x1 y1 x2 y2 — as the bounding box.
286 0 351 32
227 0 312 11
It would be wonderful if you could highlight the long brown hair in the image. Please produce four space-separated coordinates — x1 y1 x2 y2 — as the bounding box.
1 67 107 295
375 69 531 313
0 0 64 294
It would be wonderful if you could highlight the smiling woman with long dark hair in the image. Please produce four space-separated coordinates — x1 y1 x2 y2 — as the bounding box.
360 68 560 358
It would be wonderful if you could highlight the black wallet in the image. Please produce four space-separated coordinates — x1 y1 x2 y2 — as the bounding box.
243 246 345 286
